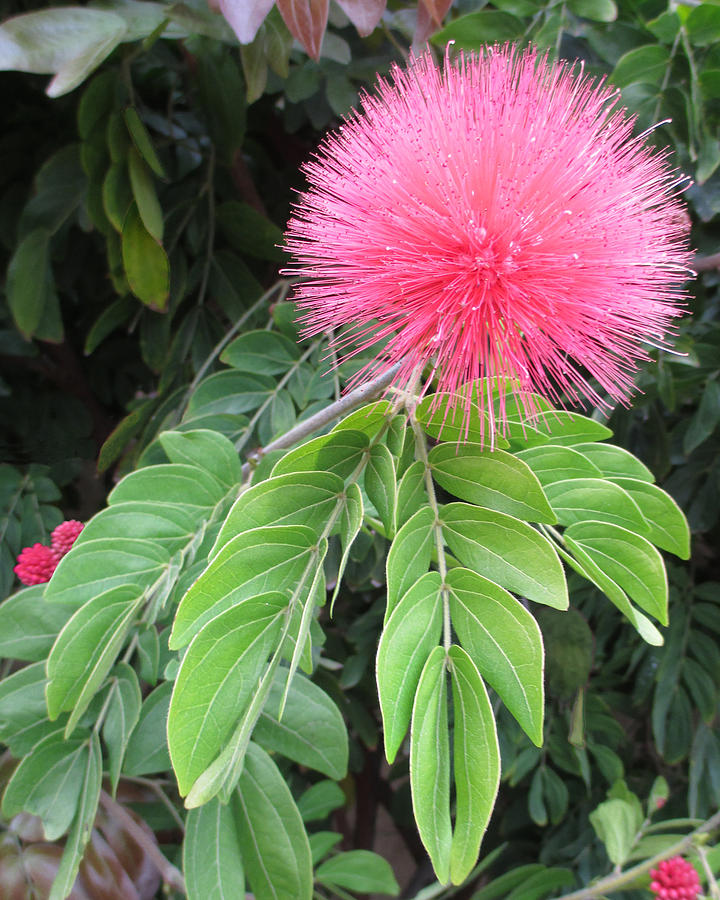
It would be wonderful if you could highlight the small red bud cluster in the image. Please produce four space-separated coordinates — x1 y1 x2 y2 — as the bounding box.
13 520 84 587
650 857 701 900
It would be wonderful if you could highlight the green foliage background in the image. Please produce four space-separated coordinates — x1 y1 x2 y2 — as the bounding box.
1 0 720 898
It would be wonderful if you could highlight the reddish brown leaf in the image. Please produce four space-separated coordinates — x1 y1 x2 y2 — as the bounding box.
219 0 275 43
276 0 329 59
416 0 452 34
335 0 386 36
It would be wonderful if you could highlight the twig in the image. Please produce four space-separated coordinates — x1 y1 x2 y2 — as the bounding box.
695 251 720 272
239 362 403 480
556 808 720 900
99 790 185 894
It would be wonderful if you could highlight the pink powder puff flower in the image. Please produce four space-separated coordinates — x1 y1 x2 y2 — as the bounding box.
51 519 84 558
650 856 701 900
283 45 693 443
14 543 59 586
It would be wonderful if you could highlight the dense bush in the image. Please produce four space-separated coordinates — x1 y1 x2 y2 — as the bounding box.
1 0 720 898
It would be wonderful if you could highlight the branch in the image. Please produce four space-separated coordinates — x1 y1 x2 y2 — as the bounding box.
556 808 720 900
240 362 403 480
694 251 720 272
99 790 185 894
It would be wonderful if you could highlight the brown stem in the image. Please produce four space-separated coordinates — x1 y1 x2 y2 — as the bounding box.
694 251 720 272
98 790 185 894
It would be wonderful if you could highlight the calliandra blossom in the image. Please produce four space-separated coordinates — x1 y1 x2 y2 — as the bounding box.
650 857 701 900
14 543 59 586
51 519 84 558
283 45 693 442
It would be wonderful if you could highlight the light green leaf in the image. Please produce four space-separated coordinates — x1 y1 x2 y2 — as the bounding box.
0 661 52 753
447 567 544 746
316 850 400 895
331 483 363 610
221 329 300 374
108 462 226 506
128 145 163 241
48 732 102 900
441 503 568 610
395 460 427 531
365 443 396 534
159 430 241 489
46 584 143 734
607 478 690 559
255 673 348 779
123 682 172 776
170 525 317 649
544 478 649 533
331 400 395 438
235 743 313 900
411 646 451 885
448 645 500 885
429 444 556 523
559 539 663 645
385 506 435 621
573 443 654 482
167 593 287 796
0 587 73 661
296 780 346 821
103 662 142 792
124 106 166 177
515 445 603 487
415 393 508 448
531 412 612 445
213 470 343 556
103 162 132 232
272 429 369 480
184 798 244 900
564 521 668 624
589 798 641 866
2 728 87 840
377 572 443 763
122 201 169 310
569 0 617 21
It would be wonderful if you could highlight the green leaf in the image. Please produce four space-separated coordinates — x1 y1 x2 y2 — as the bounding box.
213 470 343 555
234 743 313 900
221 329 300 374
2 728 87 840
102 162 132 232
432 10 525 48
6 227 52 337
365 443 397 534
684 380 720 454
46 584 143 734
686 3 720 45
216 201 285 262
385 506 435 621
415 393 508 447
296 780 346 821
158 429 241 489
103 662 141 792
537 608 593 699
0 8 127 96
441 503 568 610
309 831 342 864
109 462 226 506
255 673 348 779
168 593 287 796
128 145 163 241
331 482 363 610
589 798 641 866
124 106 165 177
569 0 617 20
0 587 73 661
122 201 169 310
572 443 654 482
516 445 603 486
411 646 451 885
184 798 244 899
429 443 556 523
171 525 317 648
377 572 443 763
48 732 102 900
272 430 369 480
565 521 667 624
447 567 544 745
559 538 664 644
448 645 500 885
396 460 427 531
607 478 690 558
611 45 670 88
533 412 612 445
316 850 400 895
331 400 395 438
544 478 649 533
123 682 172 776
77 69 116 139
0 661 52 753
